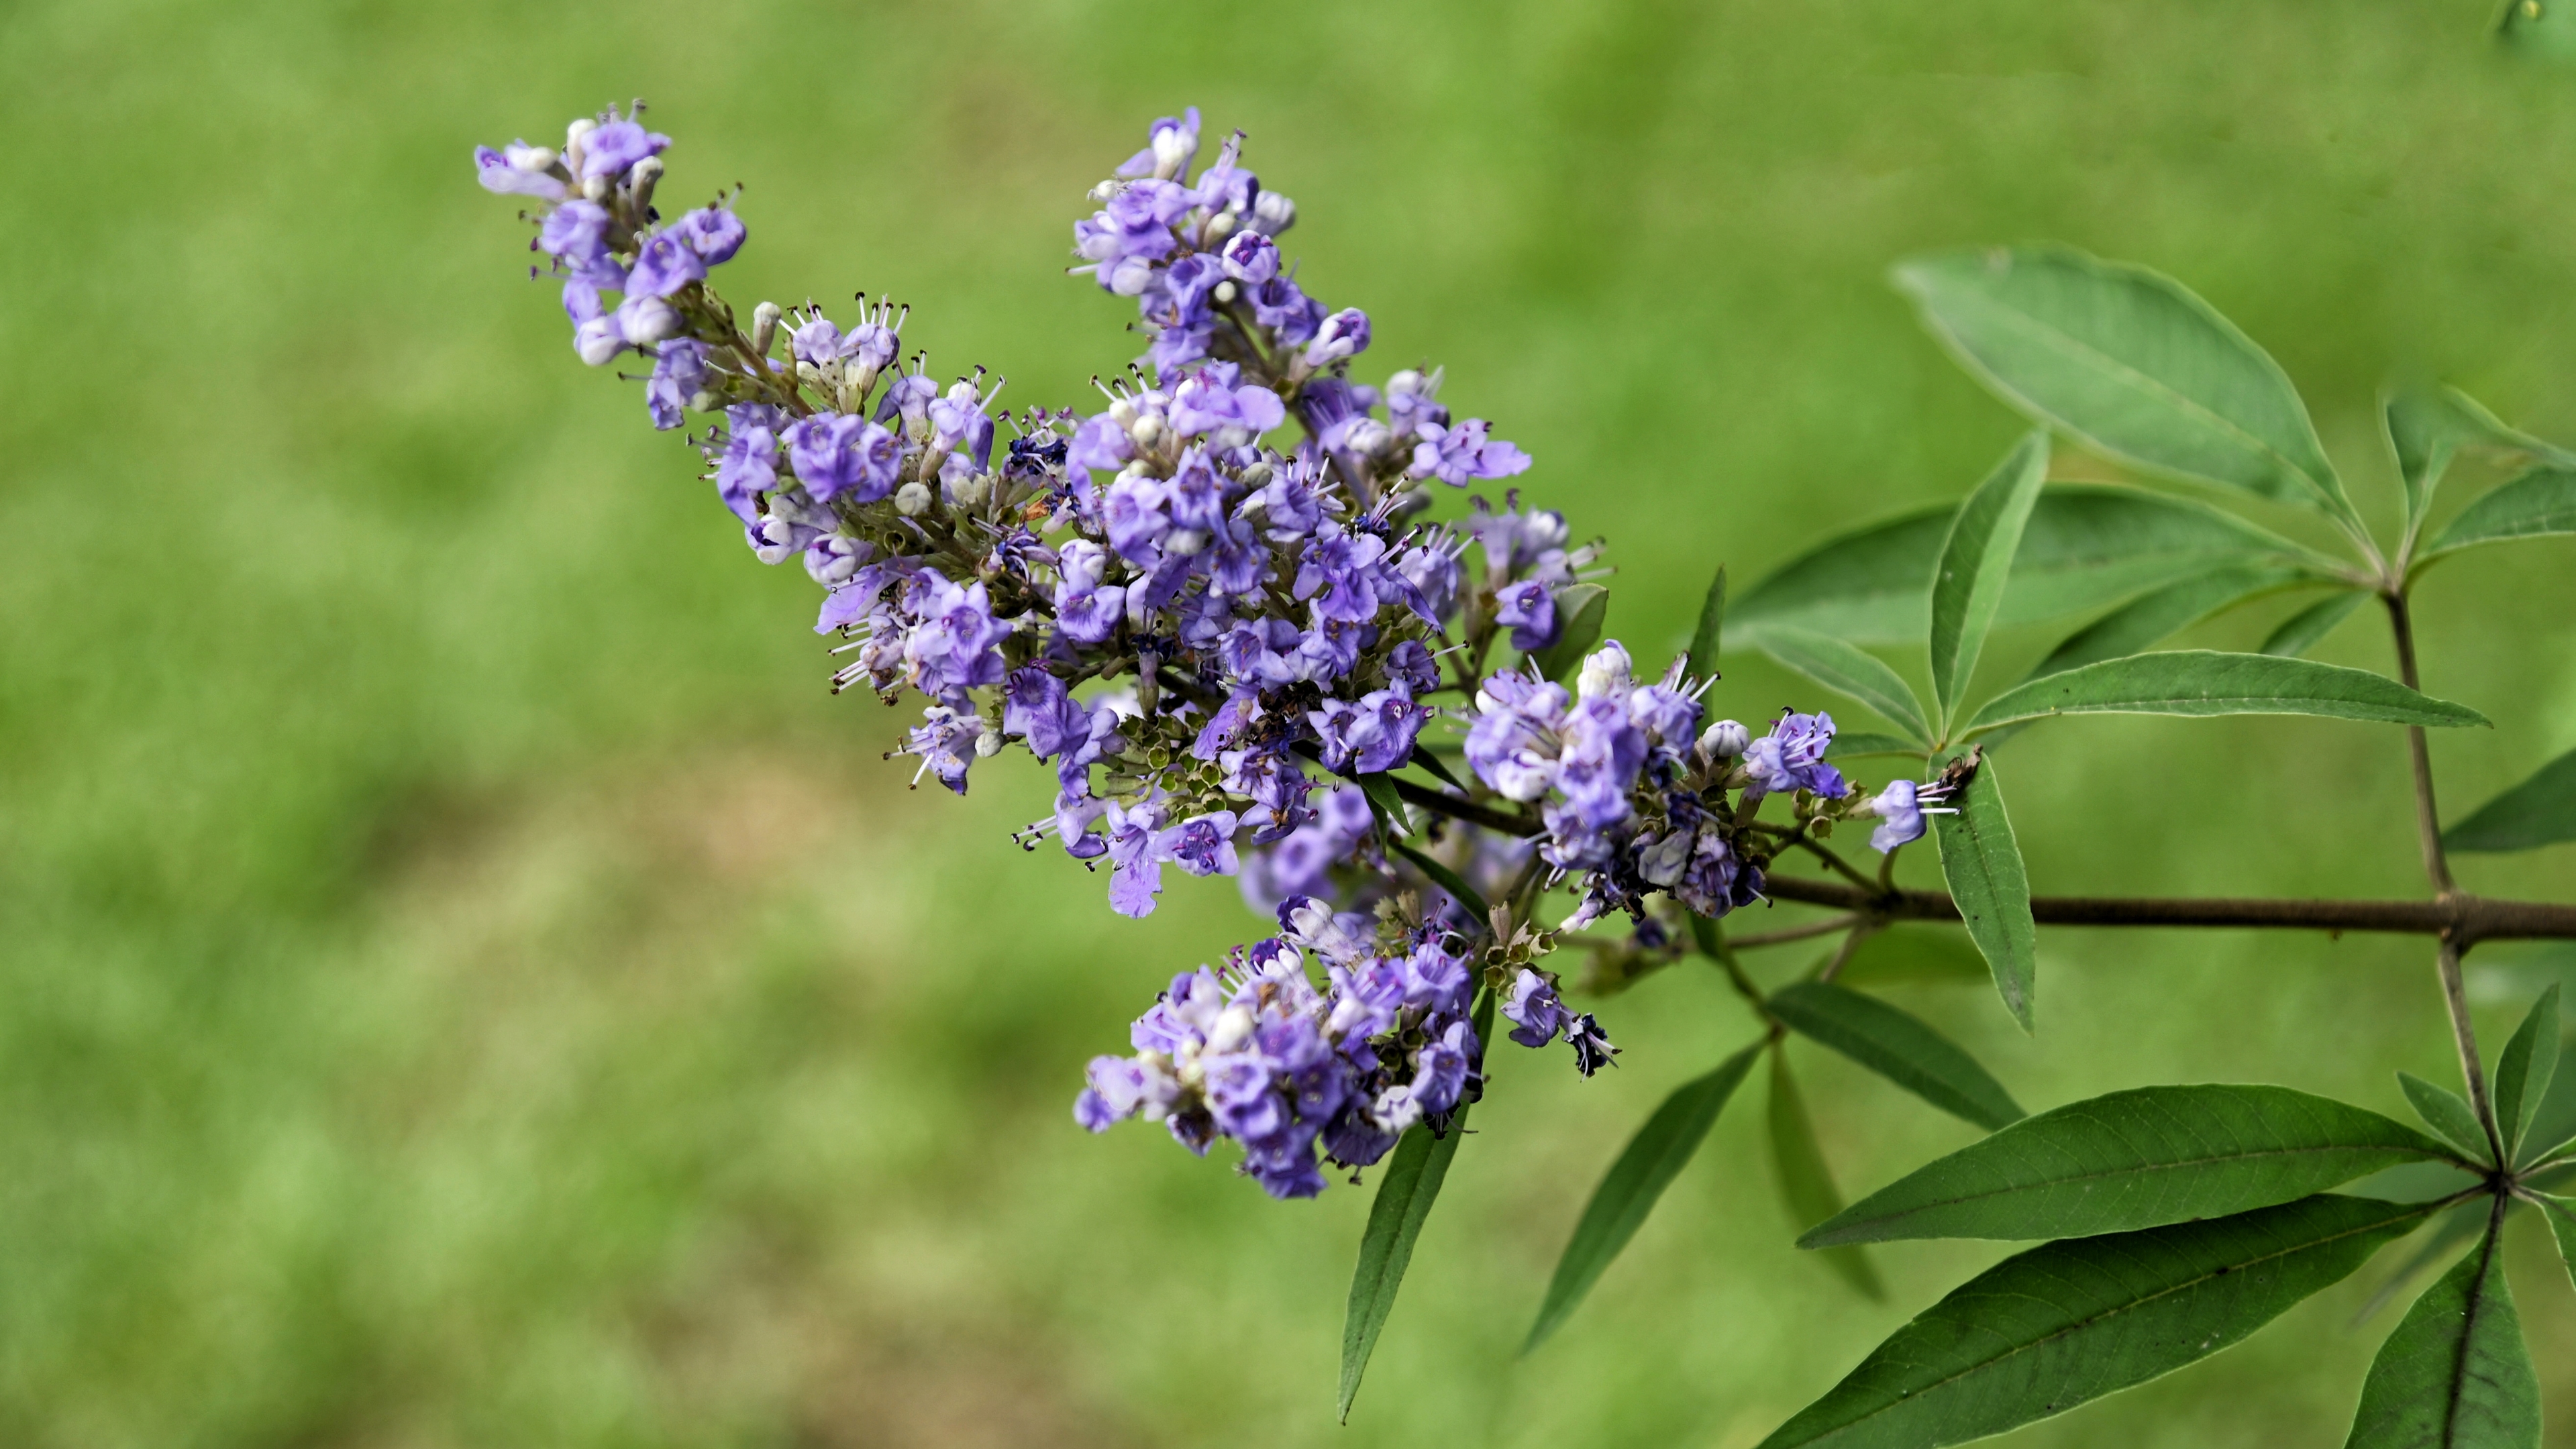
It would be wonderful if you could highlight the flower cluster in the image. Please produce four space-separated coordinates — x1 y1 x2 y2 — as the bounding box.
1076 897 1611 1198
473 103 1939 1203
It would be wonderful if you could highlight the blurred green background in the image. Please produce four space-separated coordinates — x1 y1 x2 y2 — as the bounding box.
7 1 2576 1444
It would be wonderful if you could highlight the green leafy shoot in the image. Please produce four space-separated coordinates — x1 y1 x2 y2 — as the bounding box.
1892 244 2353 523
2342 1216 2539 1449
2444 745 2576 854
1800 1083 2458 1248
2397 1072 2493 1167
1765 1046 1885 1300
1928 431 2048 727
1930 754 2037 1031
1685 563 1727 684
2023 563 2311 681
1767 981 2024 1130
1338 992 1497 1420
1529 582 1609 682
1760 1195 2431 1449
2491 983 2561 1163
1755 627 1933 745
1963 651 2491 735
1523 1043 1763 1354
2260 589 2367 658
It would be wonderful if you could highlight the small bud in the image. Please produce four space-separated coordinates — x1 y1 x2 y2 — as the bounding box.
894 482 933 516
949 472 992 508
1213 279 1237 305
628 155 662 212
1086 178 1121 204
1207 1005 1255 1053
1237 460 1275 490
1128 414 1166 449
1107 397 1138 427
580 172 611 203
1386 369 1424 396
1576 641 1635 701
1201 209 1237 246
563 117 597 175
1697 719 1749 761
750 301 782 357
974 729 1002 759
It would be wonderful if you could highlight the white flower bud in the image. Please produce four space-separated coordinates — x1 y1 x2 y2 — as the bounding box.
974 728 1002 758
750 301 782 357
1251 191 1296 235
580 172 611 203
628 155 662 211
574 317 625 366
1577 641 1635 700
1201 209 1237 246
1697 719 1749 761
1237 460 1275 490
1164 528 1208 557
563 117 597 174
1107 397 1138 427
948 472 992 508
1213 279 1237 305
894 482 933 516
1342 419 1392 456
1128 413 1166 449
1207 1006 1255 1054
1086 178 1122 204
1386 369 1425 396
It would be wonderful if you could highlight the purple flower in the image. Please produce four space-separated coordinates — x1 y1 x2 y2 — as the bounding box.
785 414 903 504
1250 276 1323 343
1168 364 1287 439
646 340 709 430
1051 539 1127 645
537 201 611 261
1303 308 1371 368
627 231 705 299
903 572 1007 700
1408 1019 1475 1116
792 318 845 367
715 405 784 522
670 206 745 264
1742 711 1847 800
899 706 984 795
1463 670 1568 803
1219 230 1278 284
475 142 566 200
1567 1014 1619 1077
1494 580 1557 652
1504 969 1569 1049
1117 107 1202 180
1308 688 1429 775
579 117 668 180
1860 777 1944 853
1105 800 1171 917
1294 522 1391 624
1003 667 1089 759
1410 418 1533 486
1158 811 1242 877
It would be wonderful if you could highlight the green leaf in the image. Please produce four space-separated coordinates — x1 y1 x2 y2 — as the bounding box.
1403 747 1469 793
2492 984 2561 1164
1930 755 2037 1032
2024 563 2312 681
2385 388 2464 534
1800 1083 2457 1248
2444 747 2576 854
2424 466 2576 561
1685 564 1727 684
1964 651 2491 735
1768 981 2026 1130
1523 1042 1763 1353
1340 1120 1467 1419
1928 433 2049 725
1755 627 1933 745
1822 731 1927 762
1353 771 1414 839
1892 244 2350 517
1834 926 1994 989
1388 839 1489 925
2261 589 2369 658
2344 1222 2540 1449
1767 1047 1886 1301
1529 582 1609 683
2537 1195 2576 1293
2398 1072 2493 1167
1731 484 2304 645
1760 1195 2432 1449
2355 1196 2494 1326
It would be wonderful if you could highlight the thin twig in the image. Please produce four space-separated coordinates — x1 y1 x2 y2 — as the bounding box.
1753 872 2576 941
2383 592 2459 897
1724 914 1863 950
1812 922 1879 985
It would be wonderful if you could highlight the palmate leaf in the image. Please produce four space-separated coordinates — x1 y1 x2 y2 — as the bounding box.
2024 562 2313 681
1930 755 2037 1031
1800 1083 2456 1249
2261 588 2369 658
2444 746 2576 855
1755 627 1933 744
1768 981 2025 1130
1521 1041 1763 1354
2398 1072 2495 1167
1767 1047 1885 1300
1730 484 2306 645
1529 582 1610 683
2424 466 2576 561
1339 989 1493 1421
1893 244 2353 519
1759 1195 2432 1449
1963 651 2491 735
2492 984 2561 1163
2344 1218 2540 1449
1929 432 2049 723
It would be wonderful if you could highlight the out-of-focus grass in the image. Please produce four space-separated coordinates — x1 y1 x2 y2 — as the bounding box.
4 1 2575 1444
